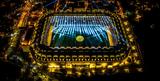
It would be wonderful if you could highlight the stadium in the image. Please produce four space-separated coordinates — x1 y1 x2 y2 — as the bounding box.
0 0 145 80
29 10 134 71
25 0 143 75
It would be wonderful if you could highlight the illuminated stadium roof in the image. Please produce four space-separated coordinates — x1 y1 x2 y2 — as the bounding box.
33 12 129 55
41 16 123 48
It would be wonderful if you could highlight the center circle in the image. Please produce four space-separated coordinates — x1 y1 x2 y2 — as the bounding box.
76 35 84 42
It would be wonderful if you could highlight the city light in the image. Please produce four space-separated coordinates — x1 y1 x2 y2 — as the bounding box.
126 28 130 32
137 68 143 72
132 46 136 50
108 65 113 69
66 64 72 69
124 21 128 25
67 70 72 75
77 71 82 76
112 62 119 66
101 63 107 68
90 63 96 68
48 62 59 68
124 68 130 73
101 69 106 73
